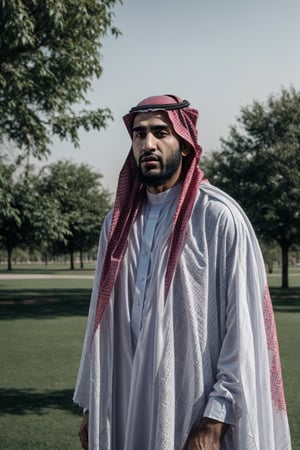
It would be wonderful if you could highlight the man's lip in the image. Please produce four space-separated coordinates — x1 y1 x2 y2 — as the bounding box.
140 155 159 163
141 160 159 169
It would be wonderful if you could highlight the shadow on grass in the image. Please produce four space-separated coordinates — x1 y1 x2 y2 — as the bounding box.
0 388 81 416
0 288 91 320
270 287 300 313
1 287 299 320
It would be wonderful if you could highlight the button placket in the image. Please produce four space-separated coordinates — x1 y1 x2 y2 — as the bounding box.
131 206 161 345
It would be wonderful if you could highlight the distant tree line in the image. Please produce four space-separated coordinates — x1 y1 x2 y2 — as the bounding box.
202 87 300 288
0 159 112 270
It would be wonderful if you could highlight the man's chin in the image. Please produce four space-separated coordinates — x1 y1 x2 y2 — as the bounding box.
138 171 166 187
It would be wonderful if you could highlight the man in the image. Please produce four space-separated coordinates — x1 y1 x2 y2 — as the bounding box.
74 95 291 449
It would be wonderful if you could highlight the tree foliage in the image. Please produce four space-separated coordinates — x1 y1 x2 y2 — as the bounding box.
0 161 70 269
202 86 300 288
0 0 121 158
0 159 112 269
39 160 112 269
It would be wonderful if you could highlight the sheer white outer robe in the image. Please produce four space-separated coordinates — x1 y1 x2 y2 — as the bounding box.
74 182 291 450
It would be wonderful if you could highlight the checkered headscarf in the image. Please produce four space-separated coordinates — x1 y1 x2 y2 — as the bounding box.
94 95 204 332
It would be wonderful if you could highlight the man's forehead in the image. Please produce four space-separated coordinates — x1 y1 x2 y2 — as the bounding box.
132 111 172 128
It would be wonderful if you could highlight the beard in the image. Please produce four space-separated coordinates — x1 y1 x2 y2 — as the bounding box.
135 147 182 187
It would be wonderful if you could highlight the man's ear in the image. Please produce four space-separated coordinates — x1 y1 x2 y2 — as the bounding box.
181 145 191 157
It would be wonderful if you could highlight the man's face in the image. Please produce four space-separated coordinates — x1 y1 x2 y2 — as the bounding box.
132 112 184 193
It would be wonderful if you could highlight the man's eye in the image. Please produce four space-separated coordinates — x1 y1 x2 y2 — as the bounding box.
134 132 146 139
155 130 168 138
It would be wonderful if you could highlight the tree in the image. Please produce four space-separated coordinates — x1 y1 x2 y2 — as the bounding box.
40 160 112 269
202 86 300 288
0 162 21 270
0 0 121 159
0 161 69 269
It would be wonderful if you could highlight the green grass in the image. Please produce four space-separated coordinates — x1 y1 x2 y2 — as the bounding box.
0 278 299 449
0 262 96 275
266 265 300 288
0 278 92 450
272 288 300 449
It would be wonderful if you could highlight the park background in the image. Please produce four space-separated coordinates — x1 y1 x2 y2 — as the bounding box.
1 0 300 449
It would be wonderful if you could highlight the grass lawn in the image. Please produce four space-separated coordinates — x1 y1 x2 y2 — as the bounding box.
0 261 96 274
0 275 299 449
0 278 92 450
271 287 300 449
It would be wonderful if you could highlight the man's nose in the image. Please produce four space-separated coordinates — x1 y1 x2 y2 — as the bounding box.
142 132 156 151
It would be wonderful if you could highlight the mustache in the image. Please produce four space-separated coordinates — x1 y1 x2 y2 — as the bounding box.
139 151 162 164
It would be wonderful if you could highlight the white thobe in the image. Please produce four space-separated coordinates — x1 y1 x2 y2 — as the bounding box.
74 182 291 450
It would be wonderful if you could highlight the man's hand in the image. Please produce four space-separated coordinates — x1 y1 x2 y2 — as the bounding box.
79 410 89 450
186 417 228 450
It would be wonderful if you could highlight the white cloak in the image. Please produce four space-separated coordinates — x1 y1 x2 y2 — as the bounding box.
74 182 291 450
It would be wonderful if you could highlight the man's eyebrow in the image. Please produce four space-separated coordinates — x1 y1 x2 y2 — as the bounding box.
132 124 170 132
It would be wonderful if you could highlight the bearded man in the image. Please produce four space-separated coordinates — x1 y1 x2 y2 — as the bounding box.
74 95 291 450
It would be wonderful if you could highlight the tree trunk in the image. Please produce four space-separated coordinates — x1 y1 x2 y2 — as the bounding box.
70 249 74 270
267 260 273 274
7 247 12 271
80 248 84 269
281 244 289 288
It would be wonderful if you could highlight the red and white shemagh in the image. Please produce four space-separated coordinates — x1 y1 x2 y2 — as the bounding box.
93 95 204 332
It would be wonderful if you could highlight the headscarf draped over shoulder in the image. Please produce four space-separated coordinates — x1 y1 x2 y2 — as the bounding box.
93 95 204 332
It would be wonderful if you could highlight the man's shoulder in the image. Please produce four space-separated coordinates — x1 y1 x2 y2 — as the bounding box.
195 182 256 239
197 182 240 216
193 182 251 232
100 208 114 236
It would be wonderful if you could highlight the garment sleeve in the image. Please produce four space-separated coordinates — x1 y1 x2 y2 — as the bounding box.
203 203 264 426
73 211 112 409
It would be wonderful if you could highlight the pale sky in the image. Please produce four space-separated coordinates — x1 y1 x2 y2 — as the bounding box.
48 0 300 193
